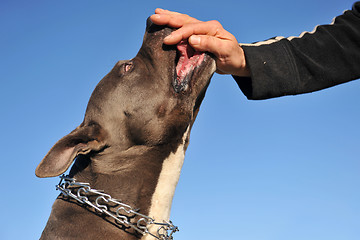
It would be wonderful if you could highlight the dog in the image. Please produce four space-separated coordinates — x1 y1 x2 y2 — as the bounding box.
35 18 215 239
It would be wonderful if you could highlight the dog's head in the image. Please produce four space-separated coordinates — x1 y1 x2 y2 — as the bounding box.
36 19 215 178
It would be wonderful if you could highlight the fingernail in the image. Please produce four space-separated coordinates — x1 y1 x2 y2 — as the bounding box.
189 35 200 45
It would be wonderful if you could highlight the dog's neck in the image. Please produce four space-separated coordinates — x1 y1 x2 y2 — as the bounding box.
63 125 191 239
141 125 190 239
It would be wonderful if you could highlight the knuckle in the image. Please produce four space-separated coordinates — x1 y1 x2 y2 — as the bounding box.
209 20 222 27
207 20 223 35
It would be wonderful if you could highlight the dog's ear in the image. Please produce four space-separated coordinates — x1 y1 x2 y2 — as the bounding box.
35 123 107 178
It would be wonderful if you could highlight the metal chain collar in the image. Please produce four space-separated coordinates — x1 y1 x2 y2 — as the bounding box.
56 174 179 240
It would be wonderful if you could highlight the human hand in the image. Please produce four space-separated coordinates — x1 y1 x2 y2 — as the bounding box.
150 9 250 77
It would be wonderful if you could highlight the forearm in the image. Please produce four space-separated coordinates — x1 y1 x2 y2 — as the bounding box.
234 2 360 100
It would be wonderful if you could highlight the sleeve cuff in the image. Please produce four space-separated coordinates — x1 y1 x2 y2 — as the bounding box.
233 39 300 100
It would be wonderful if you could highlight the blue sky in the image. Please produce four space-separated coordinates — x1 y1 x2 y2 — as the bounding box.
1 0 359 239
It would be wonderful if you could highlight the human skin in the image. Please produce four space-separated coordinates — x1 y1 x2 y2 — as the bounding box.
150 8 250 77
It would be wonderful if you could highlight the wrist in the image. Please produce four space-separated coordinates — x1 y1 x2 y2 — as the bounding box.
231 45 250 77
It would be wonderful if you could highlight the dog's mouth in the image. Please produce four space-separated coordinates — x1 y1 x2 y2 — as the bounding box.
173 40 206 93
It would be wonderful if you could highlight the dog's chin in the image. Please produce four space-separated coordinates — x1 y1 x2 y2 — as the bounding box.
173 40 213 93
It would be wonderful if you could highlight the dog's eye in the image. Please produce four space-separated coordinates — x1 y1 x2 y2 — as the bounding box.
119 62 133 76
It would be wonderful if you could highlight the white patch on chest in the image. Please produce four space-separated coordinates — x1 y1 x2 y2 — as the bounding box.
141 126 190 240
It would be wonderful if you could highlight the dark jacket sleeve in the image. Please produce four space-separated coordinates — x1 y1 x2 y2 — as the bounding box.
234 2 360 100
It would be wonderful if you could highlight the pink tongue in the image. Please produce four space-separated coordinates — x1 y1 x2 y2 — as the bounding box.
176 40 204 83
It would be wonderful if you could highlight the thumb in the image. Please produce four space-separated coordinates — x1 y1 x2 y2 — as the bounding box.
188 35 220 55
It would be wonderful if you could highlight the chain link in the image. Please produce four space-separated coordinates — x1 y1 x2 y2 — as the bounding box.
56 175 178 240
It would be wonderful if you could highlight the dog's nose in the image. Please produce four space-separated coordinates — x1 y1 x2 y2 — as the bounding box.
145 17 172 36
146 17 154 31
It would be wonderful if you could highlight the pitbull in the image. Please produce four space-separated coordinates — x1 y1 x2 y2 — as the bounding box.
35 18 215 239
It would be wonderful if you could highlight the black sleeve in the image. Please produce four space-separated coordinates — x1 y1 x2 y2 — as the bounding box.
234 2 360 100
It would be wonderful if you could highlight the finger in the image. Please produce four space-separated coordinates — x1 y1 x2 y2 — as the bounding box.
150 10 201 28
150 14 169 26
154 8 167 14
164 20 227 45
154 8 179 14
155 8 199 23
150 14 198 28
